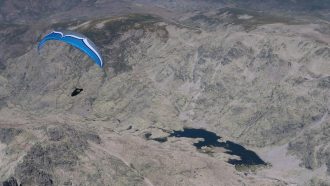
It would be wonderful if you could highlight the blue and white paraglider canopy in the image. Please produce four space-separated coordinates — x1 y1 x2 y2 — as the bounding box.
38 30 103 68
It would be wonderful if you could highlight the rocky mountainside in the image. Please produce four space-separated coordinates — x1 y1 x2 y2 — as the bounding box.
0 1 330 185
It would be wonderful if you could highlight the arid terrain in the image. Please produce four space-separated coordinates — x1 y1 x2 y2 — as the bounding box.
0 0 329 185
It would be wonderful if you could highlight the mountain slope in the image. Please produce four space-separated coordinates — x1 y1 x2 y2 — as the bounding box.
0 2 329 186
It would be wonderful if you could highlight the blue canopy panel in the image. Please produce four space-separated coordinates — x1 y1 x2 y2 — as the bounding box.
38 31 103 68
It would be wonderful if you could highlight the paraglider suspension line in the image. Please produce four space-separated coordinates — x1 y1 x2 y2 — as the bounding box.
73 54 83 88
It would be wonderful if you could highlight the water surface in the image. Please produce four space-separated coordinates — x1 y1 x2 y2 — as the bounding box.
169 128 266 166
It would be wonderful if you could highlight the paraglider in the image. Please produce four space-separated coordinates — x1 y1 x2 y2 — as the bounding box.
38 30 103 68
38 30 103 97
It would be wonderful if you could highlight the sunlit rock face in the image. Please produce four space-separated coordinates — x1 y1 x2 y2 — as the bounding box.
0 1 329 185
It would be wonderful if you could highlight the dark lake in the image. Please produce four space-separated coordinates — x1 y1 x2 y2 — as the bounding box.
169 128 266 166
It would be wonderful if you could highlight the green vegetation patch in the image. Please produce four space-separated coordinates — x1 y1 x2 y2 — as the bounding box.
235 163 271 173
0 23 29 44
